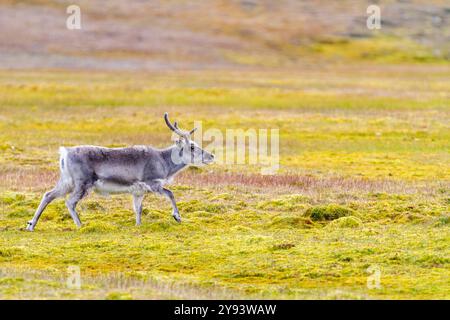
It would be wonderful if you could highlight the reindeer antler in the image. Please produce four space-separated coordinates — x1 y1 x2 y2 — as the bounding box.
164 113 186 136
164 113 196 137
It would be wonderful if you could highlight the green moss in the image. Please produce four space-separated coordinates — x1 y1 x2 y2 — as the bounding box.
310 36 447 64
0 277 24 285
85 201 105 212
209 193 233 201
415 254 450 267
80 222 118 233
0 193 26 205
1 193 42 218
270 216 314 229
178 200 226 213
257 194 310 211
434 215 450 227
327 216 362 228
105 292 133 300
304 205 355 221
147 221 175 232
230 225 253 232
271 243 296 251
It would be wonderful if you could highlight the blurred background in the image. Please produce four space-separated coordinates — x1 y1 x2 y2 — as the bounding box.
1 0 449 70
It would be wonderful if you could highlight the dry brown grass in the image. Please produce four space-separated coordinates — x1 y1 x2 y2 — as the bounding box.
1 166 442 198
0 167 58 192
178 171 444 195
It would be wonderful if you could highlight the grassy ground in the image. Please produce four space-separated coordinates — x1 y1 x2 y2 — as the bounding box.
0 66 449 299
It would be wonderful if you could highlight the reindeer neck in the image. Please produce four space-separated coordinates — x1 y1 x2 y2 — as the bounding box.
160 145 188 178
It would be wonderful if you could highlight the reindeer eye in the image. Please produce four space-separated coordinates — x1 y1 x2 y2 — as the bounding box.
190 144 195 151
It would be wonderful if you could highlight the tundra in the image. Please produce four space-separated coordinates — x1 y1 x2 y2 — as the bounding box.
26 113 214 231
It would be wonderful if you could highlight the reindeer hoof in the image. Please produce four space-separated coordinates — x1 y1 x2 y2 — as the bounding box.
172 214 181 223
26 221 34 232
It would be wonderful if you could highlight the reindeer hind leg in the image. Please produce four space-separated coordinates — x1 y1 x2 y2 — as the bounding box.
66 184 91 228
26 179 71 231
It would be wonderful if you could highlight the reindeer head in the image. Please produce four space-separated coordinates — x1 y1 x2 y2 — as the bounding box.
164 113 214 166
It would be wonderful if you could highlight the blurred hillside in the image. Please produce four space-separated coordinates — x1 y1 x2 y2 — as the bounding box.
0 0 449 70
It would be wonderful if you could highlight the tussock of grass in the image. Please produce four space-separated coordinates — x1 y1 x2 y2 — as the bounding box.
271 243 296 251
84 201 106 212
434 215 450 227
0 248 14 258
0 247 22 259
304 204 355 221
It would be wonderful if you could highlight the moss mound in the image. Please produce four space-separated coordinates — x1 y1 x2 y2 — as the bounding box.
178 199 226 213
328 216 362 228
80 222 118 233
305 204 355 221
270 216 315 229
257 194 310 211
0 192 26 205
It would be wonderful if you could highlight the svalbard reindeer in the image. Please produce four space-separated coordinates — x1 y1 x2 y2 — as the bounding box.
26 113 214 231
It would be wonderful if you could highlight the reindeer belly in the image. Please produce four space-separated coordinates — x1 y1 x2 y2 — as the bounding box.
94 180 150 195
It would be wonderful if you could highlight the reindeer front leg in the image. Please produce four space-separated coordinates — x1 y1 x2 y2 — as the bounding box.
160 187 181 223
146 180 181 223
159 187 181 222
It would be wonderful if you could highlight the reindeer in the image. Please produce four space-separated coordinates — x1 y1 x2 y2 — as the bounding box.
26 113 214 231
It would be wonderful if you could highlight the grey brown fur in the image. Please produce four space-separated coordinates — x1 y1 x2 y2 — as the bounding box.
26 113 214 231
